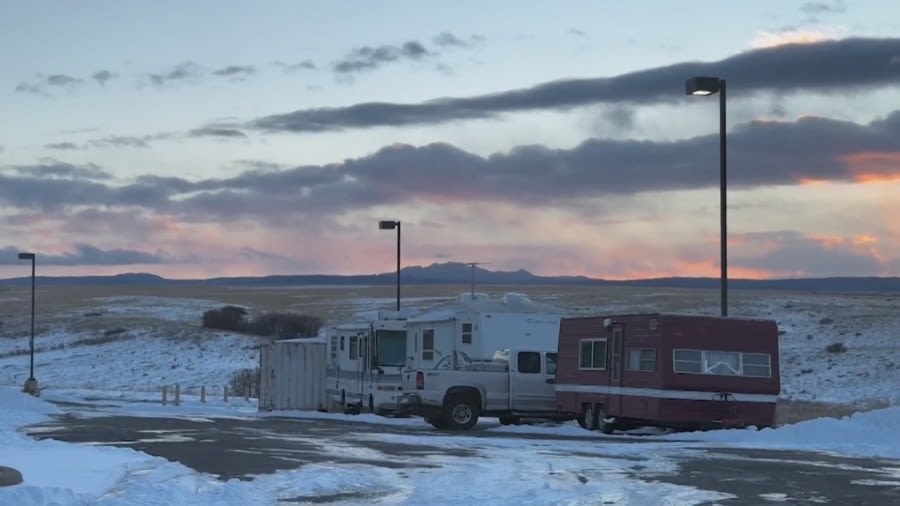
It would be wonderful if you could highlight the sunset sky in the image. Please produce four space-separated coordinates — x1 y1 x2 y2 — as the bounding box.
2 0 900 280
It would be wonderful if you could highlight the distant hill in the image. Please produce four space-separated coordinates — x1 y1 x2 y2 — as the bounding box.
2 262 900 293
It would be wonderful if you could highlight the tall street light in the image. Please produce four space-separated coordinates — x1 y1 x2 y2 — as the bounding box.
685 76 728 317
378 220 401 311
17 252 38 394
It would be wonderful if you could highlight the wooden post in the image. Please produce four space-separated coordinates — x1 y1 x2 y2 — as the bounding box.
224 385 228 402
162 385 168 405
244 385 249 401
174 383 181 406
200 385 206 403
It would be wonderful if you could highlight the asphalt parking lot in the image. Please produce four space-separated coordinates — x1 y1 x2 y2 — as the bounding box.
23 408 900 505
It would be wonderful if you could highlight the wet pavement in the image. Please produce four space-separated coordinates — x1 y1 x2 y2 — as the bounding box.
24 409 900 505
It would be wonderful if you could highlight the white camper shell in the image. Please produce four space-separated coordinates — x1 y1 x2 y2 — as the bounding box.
325 308 416 414
404 292 567 372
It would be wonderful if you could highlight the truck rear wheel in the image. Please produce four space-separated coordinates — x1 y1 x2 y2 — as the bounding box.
443 394 480 430
583 404 598 431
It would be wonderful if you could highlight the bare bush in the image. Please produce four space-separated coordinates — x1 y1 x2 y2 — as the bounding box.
201 305 322 339
201 305 249 331
245 312 323 339
228 367 260 398
825 342 847 353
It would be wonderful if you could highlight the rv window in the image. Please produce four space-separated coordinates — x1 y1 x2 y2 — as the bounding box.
461 323 473 344
349 336 358 360
704 351 740 376
742 353 772 378
340 336 345 351
673 349 702 373
517 351 541 374
422 329 435 361
375 330 406 367
578 338 607 370
545 353 558 375
627 348 656 372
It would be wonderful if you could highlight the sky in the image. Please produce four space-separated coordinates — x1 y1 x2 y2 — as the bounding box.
2 0 900 280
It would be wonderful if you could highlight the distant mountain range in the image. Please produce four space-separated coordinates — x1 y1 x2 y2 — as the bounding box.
1 261 900 293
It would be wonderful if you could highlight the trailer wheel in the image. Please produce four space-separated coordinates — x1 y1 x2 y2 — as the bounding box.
595 408 615 435
583 404 598 431
498 415 520 426
369 394 375 414
443 394 480 430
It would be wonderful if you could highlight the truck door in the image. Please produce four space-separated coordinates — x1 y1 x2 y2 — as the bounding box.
608 325 624 415
509 350 556 412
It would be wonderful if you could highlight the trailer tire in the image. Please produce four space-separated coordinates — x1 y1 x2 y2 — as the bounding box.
498 415 520 426
583 404 598 431
596 408 615 435
443 394 480 430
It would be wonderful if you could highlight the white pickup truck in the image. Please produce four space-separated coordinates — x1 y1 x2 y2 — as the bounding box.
396 348 572 430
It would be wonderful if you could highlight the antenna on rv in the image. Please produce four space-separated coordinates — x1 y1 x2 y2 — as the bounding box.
465 262 489 297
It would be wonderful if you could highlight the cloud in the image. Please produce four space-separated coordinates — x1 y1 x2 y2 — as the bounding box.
45 142 80 150
801 1 847 16
212 65 256 79
273 60 318 73
433 32 484 48
751 25 849 48
567 29 587 37
333 40 431 75
45 134 166 150
91 70 116 86
6 110 900 225
14 73 83 95
248 37 900 134
0 244 174 266
733 230 884 276
188 127 248 139
6 161 112 181
147 61 204 86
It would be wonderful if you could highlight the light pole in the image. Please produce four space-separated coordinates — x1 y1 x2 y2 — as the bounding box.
17 252 38 394
685 76 728 317
378 220 401 311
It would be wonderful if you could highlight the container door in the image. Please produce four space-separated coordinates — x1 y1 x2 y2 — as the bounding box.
608 326 624 415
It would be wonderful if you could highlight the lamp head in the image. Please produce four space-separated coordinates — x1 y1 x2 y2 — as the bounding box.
685 76 722 96
378 220 398 230
17 252 35 260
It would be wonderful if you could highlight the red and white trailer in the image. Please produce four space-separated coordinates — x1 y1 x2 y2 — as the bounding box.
555 313 780 433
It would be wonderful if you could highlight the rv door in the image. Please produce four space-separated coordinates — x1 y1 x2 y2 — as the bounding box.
608 325 624 415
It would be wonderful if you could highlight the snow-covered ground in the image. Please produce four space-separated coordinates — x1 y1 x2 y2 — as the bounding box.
0 288 899 503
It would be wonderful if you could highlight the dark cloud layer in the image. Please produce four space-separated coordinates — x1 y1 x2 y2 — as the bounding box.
0 244 172 266
250 37 900 133
4 110 900 222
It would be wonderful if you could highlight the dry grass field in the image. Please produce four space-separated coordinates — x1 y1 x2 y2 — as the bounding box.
0 282 897 425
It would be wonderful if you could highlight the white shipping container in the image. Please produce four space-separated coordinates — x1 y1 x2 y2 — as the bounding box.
259 338 328 411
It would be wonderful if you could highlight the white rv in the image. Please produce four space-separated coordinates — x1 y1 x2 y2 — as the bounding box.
325 308 416 414
403 292 568 372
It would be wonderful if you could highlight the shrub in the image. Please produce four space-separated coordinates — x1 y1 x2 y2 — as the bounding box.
825 342 847 353
228 367 260 398
201 305 249 331
245 312 323 339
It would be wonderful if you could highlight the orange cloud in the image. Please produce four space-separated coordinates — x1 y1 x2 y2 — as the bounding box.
750 26 848 49
841 151 900 184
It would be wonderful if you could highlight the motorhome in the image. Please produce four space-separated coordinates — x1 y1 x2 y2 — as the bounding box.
325 308 416 414
403 292 568 372
554 313 781 433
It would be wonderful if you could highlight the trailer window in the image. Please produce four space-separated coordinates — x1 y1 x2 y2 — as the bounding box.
673 349 702 373
705 351 740 376
579 338 607 370
461 323 473 344
742 353 772 378
627 348 656 372
517 351 542 374
422 329 435 361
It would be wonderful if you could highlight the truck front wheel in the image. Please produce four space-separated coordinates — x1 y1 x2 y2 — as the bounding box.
443 394 480 430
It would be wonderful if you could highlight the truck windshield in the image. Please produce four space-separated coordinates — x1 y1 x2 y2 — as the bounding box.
375 330 406 367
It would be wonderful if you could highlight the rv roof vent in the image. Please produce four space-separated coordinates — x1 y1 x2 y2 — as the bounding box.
501 292 532 306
